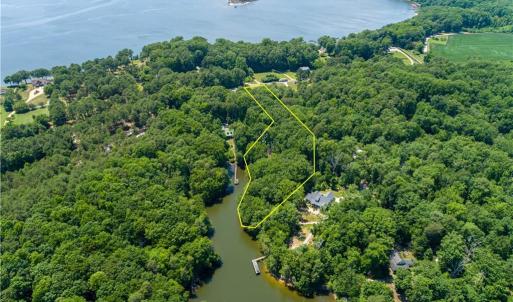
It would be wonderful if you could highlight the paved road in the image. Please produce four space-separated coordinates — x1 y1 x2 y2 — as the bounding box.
389 47 421 65
26 87 44 103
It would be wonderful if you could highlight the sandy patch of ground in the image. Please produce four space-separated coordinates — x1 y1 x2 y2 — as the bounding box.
289 205 324 249
26 87 44 103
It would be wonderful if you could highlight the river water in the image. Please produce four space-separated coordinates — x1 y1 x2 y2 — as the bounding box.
1 0 415 77
193 168 334 302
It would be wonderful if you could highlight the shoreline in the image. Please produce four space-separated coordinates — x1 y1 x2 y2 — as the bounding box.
260 265 336 301
3 0 415 79
406 0 421 15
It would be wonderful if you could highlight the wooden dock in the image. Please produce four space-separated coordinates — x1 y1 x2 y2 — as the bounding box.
251 256 266 275
228 139 239 185
233 163 239 185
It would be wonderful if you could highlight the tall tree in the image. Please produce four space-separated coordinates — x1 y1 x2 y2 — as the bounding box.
48 93 67 126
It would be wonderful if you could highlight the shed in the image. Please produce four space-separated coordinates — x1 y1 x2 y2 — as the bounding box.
222 124 234 138
297 66 311 81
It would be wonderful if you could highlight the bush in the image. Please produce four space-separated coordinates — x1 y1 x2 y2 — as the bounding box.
261 73 279 83
13 101 29 113
360 281 393 302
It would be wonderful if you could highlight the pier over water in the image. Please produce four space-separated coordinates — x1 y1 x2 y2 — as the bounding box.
251 256 266 274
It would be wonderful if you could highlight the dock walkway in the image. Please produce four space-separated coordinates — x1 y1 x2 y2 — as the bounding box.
227 138 239 184
251 256 266 274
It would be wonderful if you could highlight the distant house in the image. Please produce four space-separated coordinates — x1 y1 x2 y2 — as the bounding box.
359 179 369 190
0 88 7 95
103 144 113 154
305 191 335 208
297 66 311 81
390 250 414 272
222 124 234 138
31 78 52 87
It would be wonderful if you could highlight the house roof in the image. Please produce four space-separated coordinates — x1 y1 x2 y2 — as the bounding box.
390 251 414 271
31 78 52 87
221 124 234 137
305 191 334 207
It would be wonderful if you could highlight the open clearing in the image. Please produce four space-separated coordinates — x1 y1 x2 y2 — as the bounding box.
247 71 298 89
27 93 49 107
253 71 296 81
430 33 513 62
26 87 49 106
253 72 280 82
392 51 413 65
389 47 423 65
11 107 48 125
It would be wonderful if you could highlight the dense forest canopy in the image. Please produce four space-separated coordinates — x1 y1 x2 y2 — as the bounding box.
1 0 512 301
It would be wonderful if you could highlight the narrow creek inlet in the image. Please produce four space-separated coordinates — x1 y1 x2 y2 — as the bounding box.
192 168 334 302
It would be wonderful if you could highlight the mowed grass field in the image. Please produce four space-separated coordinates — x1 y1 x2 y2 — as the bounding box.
27 94 49 107
392 51 412 65
431 33 513 62
11 107 48 125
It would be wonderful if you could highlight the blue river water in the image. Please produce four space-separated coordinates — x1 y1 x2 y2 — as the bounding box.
1 0 414 77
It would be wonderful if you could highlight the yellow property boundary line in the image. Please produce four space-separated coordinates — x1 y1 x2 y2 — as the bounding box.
237 85 316 229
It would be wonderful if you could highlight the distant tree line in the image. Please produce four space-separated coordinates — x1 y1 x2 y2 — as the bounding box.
3 68 51 86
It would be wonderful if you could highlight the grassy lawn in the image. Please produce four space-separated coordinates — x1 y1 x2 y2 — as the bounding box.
431 33 513 62
247 71 300 90
18 85 32 100
403 49 425 64
27 94 49 107
1 107 11 126
333 189 346 199
253 70 298 81
392 51 413 65
302 211 321 222
253 72 281 81
284 71 297 80
429 35 449 46
11 107 48 125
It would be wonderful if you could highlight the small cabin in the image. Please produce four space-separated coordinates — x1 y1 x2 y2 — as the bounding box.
222 124 234 138
297 66 311 81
